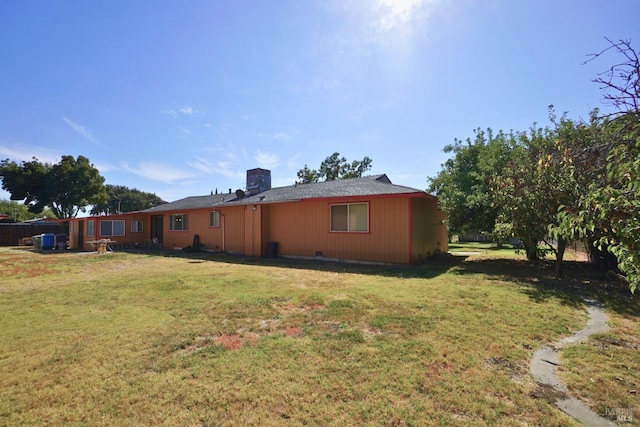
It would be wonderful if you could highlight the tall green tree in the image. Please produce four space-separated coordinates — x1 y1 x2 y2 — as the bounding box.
297 152 372 184
554 114 640 290
554 39 640 292
490 127 549 261
428 128 512 238
90 184 166 215
0 155 107 219
0 157 49 213
0 199 55 222
490 111 597 273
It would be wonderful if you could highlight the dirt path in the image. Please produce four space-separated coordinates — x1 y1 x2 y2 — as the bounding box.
530 298 618 426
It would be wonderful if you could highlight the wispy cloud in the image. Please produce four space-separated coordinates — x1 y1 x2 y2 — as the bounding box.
120 161 195 184
178 106 195 115
274 128 300 141
92 161 116 173
179 126 193 136
214 143 242 162
287 153 301 169
273 132 290 141
163 105 201 118
62 117 104 147
186 157 215 174
186 156 246 181
0 142 61 164
254 150 280 169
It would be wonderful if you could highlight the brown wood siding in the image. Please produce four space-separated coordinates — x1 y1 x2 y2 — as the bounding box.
163 212 196 249
66 193 446 264
243 205 262 256
261 205 272 255
265 197 411 264
159 207 245 253
68 214 151 251
221 206 245 253
184 209 222 251
411 197 448 263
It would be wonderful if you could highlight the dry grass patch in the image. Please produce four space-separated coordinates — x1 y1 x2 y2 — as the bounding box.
560 312 640 425
0 246 636 425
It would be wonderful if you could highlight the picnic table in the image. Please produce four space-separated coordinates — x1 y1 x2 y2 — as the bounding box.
18 237 33 246
86 239 116 253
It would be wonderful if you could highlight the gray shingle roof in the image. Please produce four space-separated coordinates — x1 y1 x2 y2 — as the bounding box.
142 193 236 213
142 174 426 213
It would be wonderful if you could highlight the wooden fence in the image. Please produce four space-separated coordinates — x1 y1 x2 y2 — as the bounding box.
0 223 68 246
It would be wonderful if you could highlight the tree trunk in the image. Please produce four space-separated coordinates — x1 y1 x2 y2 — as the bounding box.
524 239 539 261
554 237 567 278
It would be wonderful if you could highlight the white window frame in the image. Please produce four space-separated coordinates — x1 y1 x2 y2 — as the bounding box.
330 202 369 233
169 214 188 231
131 220 143 233
100 220 125 237
87 220 95 237
209 211 220 227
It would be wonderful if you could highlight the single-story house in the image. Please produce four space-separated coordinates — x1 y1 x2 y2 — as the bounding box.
66 169 448 264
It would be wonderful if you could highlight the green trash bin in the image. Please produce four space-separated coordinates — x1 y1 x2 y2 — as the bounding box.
32 234 43 250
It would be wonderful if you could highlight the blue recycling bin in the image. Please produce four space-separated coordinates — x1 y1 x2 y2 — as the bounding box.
41 233 55 250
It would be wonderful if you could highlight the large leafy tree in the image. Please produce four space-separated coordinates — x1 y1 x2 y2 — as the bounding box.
492 112 601 273
554 39 640 292
90 184 166 215
490 126 550 261
0 157 49 212
0 155 107 219
0 199 56 222
297 152 372 184
430 111 600 277
428 128 513 238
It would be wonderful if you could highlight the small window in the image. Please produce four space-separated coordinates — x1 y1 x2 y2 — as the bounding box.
100 220 125 236
330 203 368 232
87 220 95 237
209 211 220 227
169 214 188 231
131 220 143 233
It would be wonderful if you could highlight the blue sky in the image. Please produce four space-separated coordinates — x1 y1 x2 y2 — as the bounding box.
1 0 638 205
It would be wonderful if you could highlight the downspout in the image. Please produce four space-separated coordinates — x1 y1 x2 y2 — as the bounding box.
220 212 225 252
408 197 413 264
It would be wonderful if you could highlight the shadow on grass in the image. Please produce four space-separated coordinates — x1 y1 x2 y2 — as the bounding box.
449 257 640 317
124 248 463 281
448 243 519 252
76 246 640 317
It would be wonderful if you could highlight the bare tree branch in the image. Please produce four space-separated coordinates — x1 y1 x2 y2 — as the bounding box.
585 38 640 114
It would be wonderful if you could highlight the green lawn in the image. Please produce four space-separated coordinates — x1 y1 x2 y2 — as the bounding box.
448 241 582 261
0 246 637 425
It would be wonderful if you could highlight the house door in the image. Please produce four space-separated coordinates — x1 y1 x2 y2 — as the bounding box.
150 215 163 246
